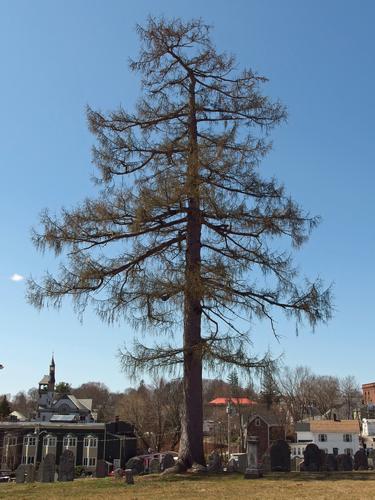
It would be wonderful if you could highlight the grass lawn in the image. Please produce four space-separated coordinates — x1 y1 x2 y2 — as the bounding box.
2 472 375 499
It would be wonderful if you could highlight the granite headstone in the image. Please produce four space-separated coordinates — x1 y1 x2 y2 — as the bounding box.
15 464 26 484
25 464 35 483
58 450 75 481
39 454 56 483
95 459 107 478
270 440 291 472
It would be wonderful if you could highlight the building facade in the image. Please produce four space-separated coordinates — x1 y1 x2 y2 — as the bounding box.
0 356 137 472
245 413 285 463
294 420 360 457
0 420 136 472
362 383 375 405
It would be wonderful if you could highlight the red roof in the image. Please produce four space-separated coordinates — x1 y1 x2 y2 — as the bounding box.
209 397 256 406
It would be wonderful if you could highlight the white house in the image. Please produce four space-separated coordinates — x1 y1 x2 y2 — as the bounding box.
294 420 360 457
361 418 375 451
362 419 375 437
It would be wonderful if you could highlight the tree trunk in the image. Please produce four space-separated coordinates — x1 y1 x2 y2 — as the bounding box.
178 73 205 468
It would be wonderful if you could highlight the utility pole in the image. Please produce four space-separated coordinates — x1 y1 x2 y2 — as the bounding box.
226 400 234 460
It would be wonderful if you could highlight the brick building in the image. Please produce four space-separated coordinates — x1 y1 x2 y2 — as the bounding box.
362 382 375 405
245 413 285 463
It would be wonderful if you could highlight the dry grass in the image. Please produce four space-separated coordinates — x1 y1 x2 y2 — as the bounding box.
2 472 375 500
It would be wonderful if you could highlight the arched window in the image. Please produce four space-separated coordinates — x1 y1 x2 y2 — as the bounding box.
84 435 97 448
23 434 36 446
83 434 98 469
43 434 57 447
63 434 77 447
22 433 37 465
6 435 17 447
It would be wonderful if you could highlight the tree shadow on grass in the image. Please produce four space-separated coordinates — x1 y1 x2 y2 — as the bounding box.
152 471 375 483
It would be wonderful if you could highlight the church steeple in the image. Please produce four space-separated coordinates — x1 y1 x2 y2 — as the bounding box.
49 353 55 389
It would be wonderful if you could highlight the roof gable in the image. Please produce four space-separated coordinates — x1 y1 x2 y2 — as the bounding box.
248 413 282 427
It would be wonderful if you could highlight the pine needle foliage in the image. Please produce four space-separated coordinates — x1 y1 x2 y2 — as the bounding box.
28 17 332 466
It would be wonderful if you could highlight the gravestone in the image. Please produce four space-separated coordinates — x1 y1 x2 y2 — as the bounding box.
114 468 124 479
124 468 134 484
325 454 337 472
261 452 271 473
191 462 207 473
149 458 161 474
227 457 238 472
125 456 144 475
39 453 56 482
270 440 291 472
303 443 322 472
244 436 262 478
25 464 35 483
207 450 222 472
337 453 353 471
368 457 374 469
291 456 303 472
15 464 26 483
95 459 107 478
354 449 368 470
160 453 175 472
58 450 75 481
232 453 247 473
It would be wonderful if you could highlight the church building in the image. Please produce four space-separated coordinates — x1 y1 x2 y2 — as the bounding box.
36 356 95 423
0 357 137 472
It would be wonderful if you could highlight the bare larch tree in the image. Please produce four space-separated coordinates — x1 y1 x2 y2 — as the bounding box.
28 17 332 469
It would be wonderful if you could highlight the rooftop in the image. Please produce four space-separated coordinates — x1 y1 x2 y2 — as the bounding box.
296 419 360 433
209 397 256 406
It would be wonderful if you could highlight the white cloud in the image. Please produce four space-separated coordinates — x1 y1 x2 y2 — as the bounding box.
10 273 24 282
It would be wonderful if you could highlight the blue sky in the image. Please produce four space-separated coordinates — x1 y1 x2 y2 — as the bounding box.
1 0 374 395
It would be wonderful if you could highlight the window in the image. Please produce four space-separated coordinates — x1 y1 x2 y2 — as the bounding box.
43 436 56 447
345 448 353 456
343 434 352 442
63 436 77 447
84 436 97 448
22 456 27 464
333 448 338 456
6 437 16 446
27 456 35 464
83 457 96 467
255 418 261 427
318 434 327 442
24 436 36 446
